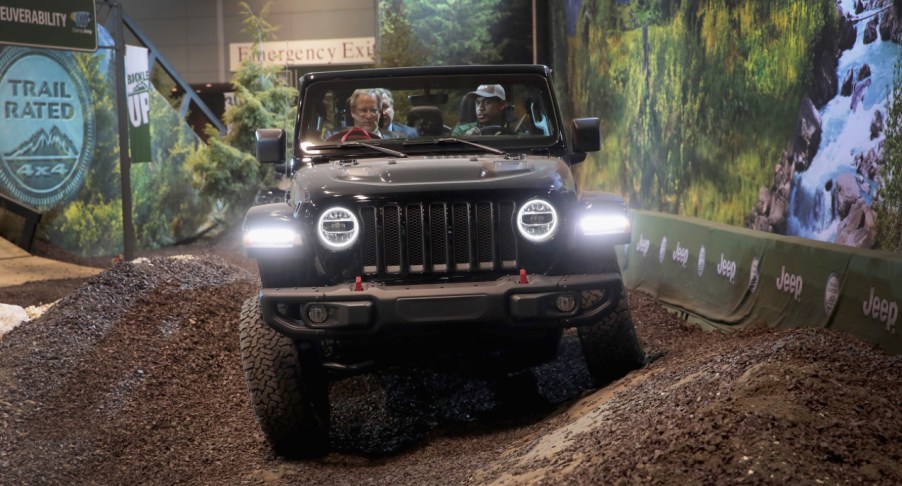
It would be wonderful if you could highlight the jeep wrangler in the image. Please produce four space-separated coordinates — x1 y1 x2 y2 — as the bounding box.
238 64 644 457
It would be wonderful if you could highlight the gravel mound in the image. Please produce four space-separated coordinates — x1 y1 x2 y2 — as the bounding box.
474 295 902 484
1 256 899 485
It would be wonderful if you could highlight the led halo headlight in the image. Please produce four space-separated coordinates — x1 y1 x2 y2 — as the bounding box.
317 207 359 250
517 199 559 243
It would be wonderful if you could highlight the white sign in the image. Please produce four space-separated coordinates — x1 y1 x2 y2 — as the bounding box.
125 44 151 162
229 37 375 71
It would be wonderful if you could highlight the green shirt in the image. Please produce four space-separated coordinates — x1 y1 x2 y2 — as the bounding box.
452 122 511 136
451 122 478 136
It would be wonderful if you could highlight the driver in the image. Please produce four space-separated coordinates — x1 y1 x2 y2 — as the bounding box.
348 88 382 136
452 84 508 136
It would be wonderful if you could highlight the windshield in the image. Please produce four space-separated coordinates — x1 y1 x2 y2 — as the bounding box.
297 72 559 157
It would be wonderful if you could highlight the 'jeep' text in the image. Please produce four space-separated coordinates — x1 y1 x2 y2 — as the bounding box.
863 287 898 334
672 242 689 268
635 234 650 257
776 266 803 302
716 253 737 284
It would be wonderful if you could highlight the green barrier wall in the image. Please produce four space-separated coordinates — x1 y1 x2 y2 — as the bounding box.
620 210 901 355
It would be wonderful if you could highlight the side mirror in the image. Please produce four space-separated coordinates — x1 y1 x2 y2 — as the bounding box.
255 129 286 164
571 117 601 154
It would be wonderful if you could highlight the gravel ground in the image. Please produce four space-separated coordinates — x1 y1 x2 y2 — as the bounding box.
1 250 900 485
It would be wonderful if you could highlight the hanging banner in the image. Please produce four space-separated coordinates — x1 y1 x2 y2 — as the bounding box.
0 0 97 52
125 44 151 163
621 210 902 355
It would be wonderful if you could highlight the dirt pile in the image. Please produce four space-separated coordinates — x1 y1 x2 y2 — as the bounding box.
475 296 902 484
1 256 900 485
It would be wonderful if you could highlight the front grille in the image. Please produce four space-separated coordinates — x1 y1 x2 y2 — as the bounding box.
359 201 518 276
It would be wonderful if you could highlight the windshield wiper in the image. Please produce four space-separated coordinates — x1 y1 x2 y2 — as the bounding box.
403 137 506 156
303 141 408 158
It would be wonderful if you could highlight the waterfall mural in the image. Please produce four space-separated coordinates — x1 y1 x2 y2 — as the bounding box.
555 0 902 252
786 0 901 245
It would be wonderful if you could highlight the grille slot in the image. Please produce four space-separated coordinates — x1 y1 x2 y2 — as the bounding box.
407 204 425 272
358 201 517 276
476 202 494 270
499 202 517 269
384 205 402 273
361 207 378 273
452 203 471 271
430 203 448 271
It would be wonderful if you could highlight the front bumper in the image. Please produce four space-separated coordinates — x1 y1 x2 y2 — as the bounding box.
260 272 623 340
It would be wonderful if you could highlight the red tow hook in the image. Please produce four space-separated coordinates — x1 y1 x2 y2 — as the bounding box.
354 276 363 291
519 268 528 284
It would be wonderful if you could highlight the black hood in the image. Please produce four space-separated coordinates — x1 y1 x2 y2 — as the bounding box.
292 155 576 201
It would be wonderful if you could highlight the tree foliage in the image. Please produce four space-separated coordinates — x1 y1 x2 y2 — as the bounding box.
44 46 122 255
186 1 297 221
398 0 505 65
567 0 835 225
131 91 212 248
875 59 902 252
378 0 431 67
377 0 532 67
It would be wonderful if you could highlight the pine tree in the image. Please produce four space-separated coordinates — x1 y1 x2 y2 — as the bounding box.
186 1 297 221
377 0 432 67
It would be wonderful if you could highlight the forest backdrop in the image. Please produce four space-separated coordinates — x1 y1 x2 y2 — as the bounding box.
548 0 902 252
1 0 900 257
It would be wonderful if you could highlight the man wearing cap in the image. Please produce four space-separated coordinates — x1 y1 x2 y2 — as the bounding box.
452 84 508 136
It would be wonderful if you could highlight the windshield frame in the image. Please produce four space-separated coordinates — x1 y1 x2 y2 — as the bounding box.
293 67 565 161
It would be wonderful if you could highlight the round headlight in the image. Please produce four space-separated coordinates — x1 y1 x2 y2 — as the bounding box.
317 207 359 250
517 199 558 242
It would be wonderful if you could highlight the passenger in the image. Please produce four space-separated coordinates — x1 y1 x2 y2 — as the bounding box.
347 88 382 136
375 88 418 138
452 84 508 136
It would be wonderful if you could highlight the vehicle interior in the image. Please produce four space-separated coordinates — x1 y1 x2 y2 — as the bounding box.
298 74 558 154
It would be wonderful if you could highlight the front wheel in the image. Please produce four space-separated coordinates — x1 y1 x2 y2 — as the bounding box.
577 294 645 387
238 297 330 457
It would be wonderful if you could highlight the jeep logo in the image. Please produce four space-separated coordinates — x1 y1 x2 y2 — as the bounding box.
748 257 760 293
716 253 737 284
776 266 803 302
658 236 667 264
635 234 650 257
824 273 840 316
863 287 898 334
697 245 706 277
671 242 689 268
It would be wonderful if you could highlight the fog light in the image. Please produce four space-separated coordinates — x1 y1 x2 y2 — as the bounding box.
555 294 577 313
307 304 328 324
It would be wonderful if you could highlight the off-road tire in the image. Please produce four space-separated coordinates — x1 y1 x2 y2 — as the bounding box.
577 293 646 387
238 297 330 458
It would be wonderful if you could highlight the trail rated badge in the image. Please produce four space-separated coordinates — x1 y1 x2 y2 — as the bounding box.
0 47 95 209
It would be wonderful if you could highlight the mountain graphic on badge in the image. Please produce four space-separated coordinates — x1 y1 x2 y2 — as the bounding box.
133 80 150 94
4 126 79 159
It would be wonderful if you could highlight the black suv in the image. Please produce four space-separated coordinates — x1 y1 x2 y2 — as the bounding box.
238 65 644 457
